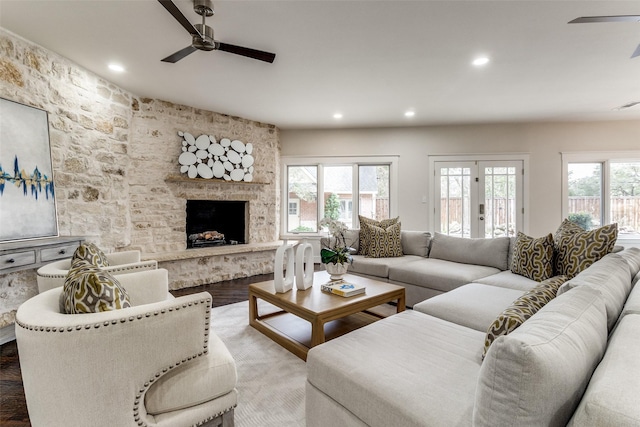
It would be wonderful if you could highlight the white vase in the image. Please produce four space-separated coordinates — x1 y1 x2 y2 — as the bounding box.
295 239 314 290
325 262 349 281
274 240 294 293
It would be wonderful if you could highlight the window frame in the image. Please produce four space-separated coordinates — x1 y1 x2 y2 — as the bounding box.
561 151 640 243
281 156 399 238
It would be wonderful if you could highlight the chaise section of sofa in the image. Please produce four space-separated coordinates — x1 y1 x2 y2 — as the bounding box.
306 285 610 427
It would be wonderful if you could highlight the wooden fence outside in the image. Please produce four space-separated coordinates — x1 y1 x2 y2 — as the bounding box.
440 197 640 232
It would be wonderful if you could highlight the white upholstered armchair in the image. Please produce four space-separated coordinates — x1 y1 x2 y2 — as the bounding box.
16 268 238 427
36 250 158 293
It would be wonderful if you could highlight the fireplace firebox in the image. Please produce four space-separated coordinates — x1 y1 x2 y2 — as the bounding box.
186 200 247 248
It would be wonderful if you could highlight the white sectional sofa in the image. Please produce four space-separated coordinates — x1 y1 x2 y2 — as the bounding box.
346 230 538 306
307 229 640 427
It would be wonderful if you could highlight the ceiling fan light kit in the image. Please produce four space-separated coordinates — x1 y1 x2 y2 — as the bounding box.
158 0 276 63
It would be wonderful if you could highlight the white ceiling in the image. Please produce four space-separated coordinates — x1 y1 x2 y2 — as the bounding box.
1 0 640 129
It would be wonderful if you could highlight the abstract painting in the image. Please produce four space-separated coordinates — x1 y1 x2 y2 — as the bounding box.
0 98 57 241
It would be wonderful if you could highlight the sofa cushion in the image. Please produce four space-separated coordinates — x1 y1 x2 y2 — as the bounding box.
307 310 484 427
510 232 554 281
348 254 419 279
400 230 431 257
472 270 539 292
569 314 640 427
366 222 403 258
357 216 398 255
474 286 608 427
622 277 640 316
145 333 237 415
71 242 110 267
619 247 640 277
62 260 131 314
482 275 567 358
413 283 525 332
558 252 632 331
429 232 510 270
555 223 618 278
389 258 500 293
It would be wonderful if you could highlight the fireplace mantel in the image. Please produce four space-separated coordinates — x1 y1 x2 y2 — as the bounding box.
165 175 270 186
142 240 297 263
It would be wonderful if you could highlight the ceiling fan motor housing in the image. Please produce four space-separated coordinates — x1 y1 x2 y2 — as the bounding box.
193 24 215 51
194 0 214 17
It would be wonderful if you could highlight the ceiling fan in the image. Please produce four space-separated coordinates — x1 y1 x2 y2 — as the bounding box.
158 0 276 63
569 15 640 58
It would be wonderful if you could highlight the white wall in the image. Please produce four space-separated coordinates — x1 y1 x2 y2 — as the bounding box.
281 120 640 237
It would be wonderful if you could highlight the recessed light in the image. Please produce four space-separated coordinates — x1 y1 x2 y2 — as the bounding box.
333 113 343 119
472 57 490 67
108 63 125 73
404 110 415 118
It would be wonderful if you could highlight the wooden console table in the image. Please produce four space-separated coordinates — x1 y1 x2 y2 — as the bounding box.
0 236 84 275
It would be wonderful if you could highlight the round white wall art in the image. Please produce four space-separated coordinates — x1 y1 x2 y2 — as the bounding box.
177 131 255 182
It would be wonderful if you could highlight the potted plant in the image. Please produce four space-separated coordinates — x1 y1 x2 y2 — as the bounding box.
319 217 353 280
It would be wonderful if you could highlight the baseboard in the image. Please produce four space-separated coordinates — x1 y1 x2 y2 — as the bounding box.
0 324 16 345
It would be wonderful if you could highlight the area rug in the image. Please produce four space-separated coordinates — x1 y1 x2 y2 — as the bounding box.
210 301 306 427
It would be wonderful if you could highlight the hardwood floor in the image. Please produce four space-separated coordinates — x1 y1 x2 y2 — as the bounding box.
0 272 272 427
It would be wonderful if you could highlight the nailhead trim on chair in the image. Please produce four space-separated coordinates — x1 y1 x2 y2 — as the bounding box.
38 262 157 279
16 298 214 427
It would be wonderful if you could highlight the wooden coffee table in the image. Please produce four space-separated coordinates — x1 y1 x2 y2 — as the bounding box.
249 271 405 361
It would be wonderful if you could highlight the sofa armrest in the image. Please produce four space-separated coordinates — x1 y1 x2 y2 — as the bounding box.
106 250 141 264
16 289 212 427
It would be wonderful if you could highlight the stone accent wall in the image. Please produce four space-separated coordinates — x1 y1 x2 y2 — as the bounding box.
0 28 280 326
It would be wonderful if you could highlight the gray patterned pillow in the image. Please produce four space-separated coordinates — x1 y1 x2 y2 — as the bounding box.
510 232 554 281
483 275 567 359
366 222 403 258
358 216 398 255
71 243 110 268
555 223 618 278
63 260 130 314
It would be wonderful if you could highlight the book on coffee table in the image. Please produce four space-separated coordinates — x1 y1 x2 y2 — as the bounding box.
321 280 366 297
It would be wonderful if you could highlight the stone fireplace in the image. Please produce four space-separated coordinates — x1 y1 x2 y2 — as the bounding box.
186 200 248 248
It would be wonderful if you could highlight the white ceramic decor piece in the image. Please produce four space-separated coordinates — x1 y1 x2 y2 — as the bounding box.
220 138 231 147
244 173 253 182
227 150 241 164
197 163 214 179
230 168 244 181
274 240 294 293
295 239 314 290
179 151 197 165
212 161 225 178
195 134 210 150
246 143 253 154
231 139 245 153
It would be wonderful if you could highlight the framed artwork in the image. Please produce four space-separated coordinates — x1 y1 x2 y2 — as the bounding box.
0 98 58 242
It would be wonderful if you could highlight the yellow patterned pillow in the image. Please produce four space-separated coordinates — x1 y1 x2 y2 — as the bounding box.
553 218 586 273
71 243 110 268
510 232 554 281
63 260 130 314
358 215 399 255
555 223 618 278
366 222 403 258
482 275 567 359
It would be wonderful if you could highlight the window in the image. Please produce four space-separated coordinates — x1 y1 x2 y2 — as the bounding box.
282 157 398 234
562 152 640 241
288 200 299 216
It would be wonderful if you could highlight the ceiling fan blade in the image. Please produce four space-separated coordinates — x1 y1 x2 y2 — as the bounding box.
216 42 276 63
632 43 640 58
569 15 640 24
158 0 201 38
162 46 198 63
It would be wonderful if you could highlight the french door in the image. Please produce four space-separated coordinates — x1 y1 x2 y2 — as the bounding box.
434 160 523 238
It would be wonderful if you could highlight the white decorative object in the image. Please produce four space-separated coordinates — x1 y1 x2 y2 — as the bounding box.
274 240 294 293
295 239 314 290
325 262 349 281
177 131 257 181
